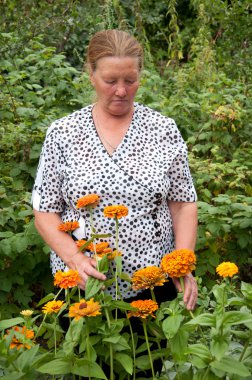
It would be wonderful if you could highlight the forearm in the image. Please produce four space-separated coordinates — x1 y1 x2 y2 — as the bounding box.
33 210 80 268
168 201 198 251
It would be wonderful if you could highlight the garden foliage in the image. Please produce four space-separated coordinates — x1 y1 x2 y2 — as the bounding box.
0 0 251 320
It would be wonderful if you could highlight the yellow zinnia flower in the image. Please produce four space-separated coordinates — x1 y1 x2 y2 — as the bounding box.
42 300 65 314
132 266 167 290
20 310 33 317
127 299 158 319
103 205 128 219
69 298 101 320
216 262 239 278
161 249 196 278
54 270 81 289
76 194 100 209
58 221 80 232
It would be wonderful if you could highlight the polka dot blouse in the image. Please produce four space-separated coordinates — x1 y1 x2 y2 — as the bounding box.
32 103 197 299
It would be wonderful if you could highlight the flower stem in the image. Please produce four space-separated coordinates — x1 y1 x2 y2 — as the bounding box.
114 217 119 319
127 315 136 380
142 319 155 379
86 323 91 380
53 316 57 356
150 288 156 302
105 307 114 380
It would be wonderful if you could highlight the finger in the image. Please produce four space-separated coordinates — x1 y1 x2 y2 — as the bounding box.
172 277 182 292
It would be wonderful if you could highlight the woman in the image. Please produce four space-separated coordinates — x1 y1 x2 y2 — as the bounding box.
32 29 198 310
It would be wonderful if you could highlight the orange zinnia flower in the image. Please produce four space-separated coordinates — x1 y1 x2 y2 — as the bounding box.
5 326 35 350
127 299 158 319
161 249 196 278
42 300 65 314
76 239 89 250
76 194 100 209
54 270 81 289
132 266 167 290
58 221 80 232
216 262 239 278
103 205 128 219
69 298 101 320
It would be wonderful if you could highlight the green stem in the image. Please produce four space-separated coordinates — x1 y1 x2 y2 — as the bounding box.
86 323 91 380
114 217 119 319
142 319 155 379
89 206 101 272
239 336 250 362
105 307 114 380
157 340 170 379
150 288 156 302
127 315 136 380
53 316 57 356
202 366 210 380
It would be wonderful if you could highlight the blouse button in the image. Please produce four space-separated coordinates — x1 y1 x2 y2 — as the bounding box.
154 221 160 228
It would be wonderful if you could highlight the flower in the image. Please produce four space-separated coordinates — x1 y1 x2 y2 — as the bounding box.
54 270 81 289
58 221 80 232
42 300 65 314
69 298 101 320
132 266 167 290
127 299 158 319
76 239 89 250
103 205 128 219
5 326 35 350
161 249 196 278
20 310 33 317
216 262 239 278
76 194 100 209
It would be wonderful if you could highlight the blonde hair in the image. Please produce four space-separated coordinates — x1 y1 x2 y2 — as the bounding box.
87 29 143 71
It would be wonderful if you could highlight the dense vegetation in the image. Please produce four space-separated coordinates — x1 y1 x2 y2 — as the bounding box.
0 0 251 318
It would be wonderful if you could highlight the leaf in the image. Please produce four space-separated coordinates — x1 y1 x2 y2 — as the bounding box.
114 353 133 374
97 254 108 273
114 255 122 275
185 344 212 362
36 293 55 307
185 313 215 327
85 277 104 299
210 335 229 360
16 345 40 372
162 314 184 339
73 359 107 379
210 357 251 377
223 311 252 326
0 318 24 330
37 358 72 374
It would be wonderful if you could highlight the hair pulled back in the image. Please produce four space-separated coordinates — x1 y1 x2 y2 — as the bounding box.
87 29 143 71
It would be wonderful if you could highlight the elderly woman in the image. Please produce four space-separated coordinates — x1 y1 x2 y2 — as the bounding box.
32 29 198 310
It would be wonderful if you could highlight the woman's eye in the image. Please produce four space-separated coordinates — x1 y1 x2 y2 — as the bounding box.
105 80 115 84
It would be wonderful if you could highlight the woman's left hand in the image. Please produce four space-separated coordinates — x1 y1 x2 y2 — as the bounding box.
172 273 198 311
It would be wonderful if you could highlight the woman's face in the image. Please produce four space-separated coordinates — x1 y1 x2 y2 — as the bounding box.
90 56 140 117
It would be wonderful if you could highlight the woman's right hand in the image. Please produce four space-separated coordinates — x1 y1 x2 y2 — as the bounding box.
67 252 107 290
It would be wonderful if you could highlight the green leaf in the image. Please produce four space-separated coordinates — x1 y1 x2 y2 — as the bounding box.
37 358 72 374
210 335 229 360
112 300 135 311
97 254 108 273
162 314 184 339
186 344 212 362
210 357 251 377
73 359 107 379
115 255 122 275
36 292 55 307
102 335 121 344
0 318 24 330
223 311 252 326
185 313 215 327
16 345 40 371
85 277 104 299
114 353 133 374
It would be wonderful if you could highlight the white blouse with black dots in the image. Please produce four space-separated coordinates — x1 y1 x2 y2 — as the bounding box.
32 103 197 299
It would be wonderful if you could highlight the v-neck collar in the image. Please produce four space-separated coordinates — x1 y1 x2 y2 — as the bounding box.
91 103 138 158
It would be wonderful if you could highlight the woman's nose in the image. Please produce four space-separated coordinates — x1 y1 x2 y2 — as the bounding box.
115 85 127 97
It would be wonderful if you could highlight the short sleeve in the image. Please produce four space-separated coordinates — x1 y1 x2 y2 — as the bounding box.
167 143 197 202
31 125 65 212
